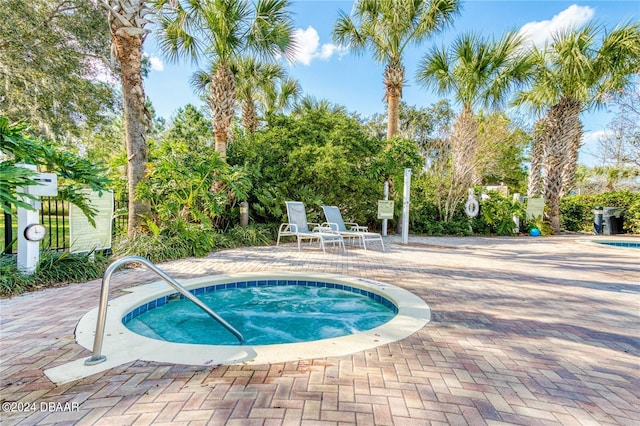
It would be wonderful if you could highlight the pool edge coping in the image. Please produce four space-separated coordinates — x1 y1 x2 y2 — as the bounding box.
578 237 640 250
44 272 431 384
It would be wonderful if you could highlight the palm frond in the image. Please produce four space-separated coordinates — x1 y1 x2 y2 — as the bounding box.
190 68 212 96
332 10 367 54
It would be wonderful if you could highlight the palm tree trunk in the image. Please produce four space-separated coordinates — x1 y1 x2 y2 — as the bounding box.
112 25 150 238
446 107 478 221
528 119 545 198
210 63 236 160
562 117 583 194
242 98 258 134
384 59 404 140
543 97 581 234
383 59 406 231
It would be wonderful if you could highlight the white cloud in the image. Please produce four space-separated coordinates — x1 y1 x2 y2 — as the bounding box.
583 129 608 149
148 55 164 72
291 26 347 66
518 5 595 49
579 130 608 165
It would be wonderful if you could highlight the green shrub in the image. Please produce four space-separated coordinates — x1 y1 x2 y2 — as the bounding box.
114 223 277 265
626 198 640 234
522 214 552 236
559 196 590 232
226 224 274 247
560 190 640 233
410 190 527 236
473 192 525 236
0 250 110 296
115 220 220 264
228 108 421 227
419 209 472 236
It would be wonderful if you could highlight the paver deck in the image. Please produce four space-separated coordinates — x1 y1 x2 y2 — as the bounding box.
1 235 639 425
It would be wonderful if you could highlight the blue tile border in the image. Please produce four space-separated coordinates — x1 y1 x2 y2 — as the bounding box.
596 241 640 248
122 280 398 324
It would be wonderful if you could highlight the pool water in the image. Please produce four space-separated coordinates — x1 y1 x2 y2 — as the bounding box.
125 285 396 345
595 241 640 249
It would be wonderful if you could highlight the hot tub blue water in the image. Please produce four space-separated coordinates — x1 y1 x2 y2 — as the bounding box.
124 280 397 345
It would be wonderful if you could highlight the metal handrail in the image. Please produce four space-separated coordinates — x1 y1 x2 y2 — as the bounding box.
85 256 244 366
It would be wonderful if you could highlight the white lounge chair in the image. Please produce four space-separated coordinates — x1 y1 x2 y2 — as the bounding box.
277 201 346 254
321 205 385 252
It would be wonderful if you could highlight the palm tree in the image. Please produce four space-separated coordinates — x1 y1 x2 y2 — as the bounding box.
234 58 276 133
232 58 299 133
155 0 297 159
416 31 533 220
527 119 546 198
263 75 301 119
100 0 153 237
291 96 346 116
333 0 460 140
515 22 640 233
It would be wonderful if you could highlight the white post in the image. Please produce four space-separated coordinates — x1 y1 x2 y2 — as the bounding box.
512 193 521 234
402 168 411 244
15 164 57 275
16 165 40 274
382 181 389 236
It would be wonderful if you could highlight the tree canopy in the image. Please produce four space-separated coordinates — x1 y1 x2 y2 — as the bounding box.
0 0 118 141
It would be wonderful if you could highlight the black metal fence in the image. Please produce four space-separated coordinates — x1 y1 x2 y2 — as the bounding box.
2 198 128 254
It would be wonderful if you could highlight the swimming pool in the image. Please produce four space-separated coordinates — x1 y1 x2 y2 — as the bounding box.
61 272 430 381
124 281 398 345
593 240 640 249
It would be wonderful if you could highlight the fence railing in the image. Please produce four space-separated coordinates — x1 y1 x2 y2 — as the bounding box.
2 198 128 254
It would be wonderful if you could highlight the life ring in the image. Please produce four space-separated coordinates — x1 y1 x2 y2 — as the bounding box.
465 198 479 217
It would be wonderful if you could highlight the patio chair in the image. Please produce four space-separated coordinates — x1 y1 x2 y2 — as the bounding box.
277 201 346 254
321 205 385 252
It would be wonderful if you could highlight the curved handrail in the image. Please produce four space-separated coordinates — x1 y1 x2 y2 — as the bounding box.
85 256 244 366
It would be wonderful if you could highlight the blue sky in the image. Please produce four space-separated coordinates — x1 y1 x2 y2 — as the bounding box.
142 1 639 166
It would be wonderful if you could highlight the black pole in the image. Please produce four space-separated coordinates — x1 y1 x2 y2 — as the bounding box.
3 202 13 254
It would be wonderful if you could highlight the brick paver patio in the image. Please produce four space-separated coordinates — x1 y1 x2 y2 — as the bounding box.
1 235 638 425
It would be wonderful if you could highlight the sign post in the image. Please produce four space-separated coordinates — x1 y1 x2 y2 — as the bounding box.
381 181 389 236
402 168 411 244
526 197 545 220
69 191 114 254
16 164 58 274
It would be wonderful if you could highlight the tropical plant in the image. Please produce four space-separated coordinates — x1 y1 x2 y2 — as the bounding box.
1 117 110 222
416 31 533 220
524 214 552 236
137 139 252 231
228 57 299 134
154 0 297 159
475 191 525 236
233 58 276 133
291 96 346 116
333 0 460 140
100 0 154 237
0 249 110 296
263 75 301 119
515 22 640 234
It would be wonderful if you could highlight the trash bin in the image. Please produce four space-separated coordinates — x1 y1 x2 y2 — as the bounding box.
593 206 603 235
603 207 623 235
